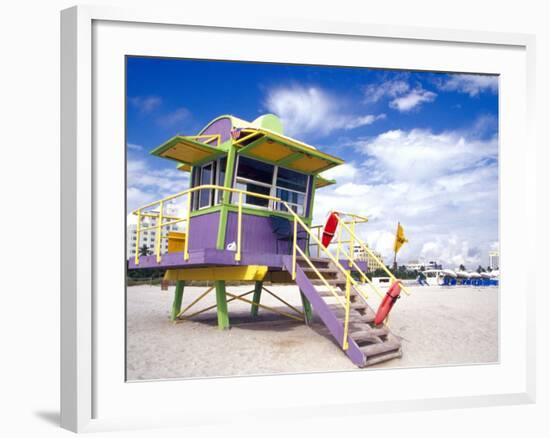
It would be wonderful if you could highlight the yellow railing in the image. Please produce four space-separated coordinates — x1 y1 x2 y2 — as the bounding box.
132 184 281 265
232 129 259 147
283 204 380 350
310 212 410 297
337 220 411 297
309 212 368 258
310 214 381 298
186 134 221 146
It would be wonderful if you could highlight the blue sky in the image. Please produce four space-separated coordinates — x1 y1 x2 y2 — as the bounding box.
127 56 499 269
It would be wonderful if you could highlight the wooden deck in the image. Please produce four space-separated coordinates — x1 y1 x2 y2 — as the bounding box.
128 249 368 273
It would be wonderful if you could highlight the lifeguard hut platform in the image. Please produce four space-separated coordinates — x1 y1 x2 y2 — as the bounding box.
128 114 406 367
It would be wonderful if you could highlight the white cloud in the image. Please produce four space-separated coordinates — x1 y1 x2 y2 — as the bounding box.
320 163 359 183
359 128 497 182
157 107 190 128
343 114 386 129
130 96 162 113
127 157 189 214
363 78 437 112
418 236 485 269
389 88 437 112
364 79 410 103
437 74 498 97
264 85 384 137
312 126 498 269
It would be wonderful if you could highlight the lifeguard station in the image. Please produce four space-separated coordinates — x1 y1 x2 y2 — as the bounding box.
128 114 408 367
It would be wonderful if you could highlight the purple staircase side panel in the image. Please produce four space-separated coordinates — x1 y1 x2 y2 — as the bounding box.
282 256 365 367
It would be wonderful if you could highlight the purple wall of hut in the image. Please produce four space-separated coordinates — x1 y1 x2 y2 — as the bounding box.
187 210 308 255
187 212 220 251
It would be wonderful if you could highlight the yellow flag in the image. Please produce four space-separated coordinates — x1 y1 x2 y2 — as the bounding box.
393 222 408 254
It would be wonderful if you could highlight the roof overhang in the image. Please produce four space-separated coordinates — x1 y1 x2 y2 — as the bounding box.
315 175 336 189
150 136 226 168
176 163 192 172
234 129 344 174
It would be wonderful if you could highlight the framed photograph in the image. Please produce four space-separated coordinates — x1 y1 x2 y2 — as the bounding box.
61 5 536 432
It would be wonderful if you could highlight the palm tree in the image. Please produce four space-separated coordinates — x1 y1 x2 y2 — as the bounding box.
138 244 151 257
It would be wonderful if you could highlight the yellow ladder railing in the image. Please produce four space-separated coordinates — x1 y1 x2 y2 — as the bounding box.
310 211 411 297
337 220 411 296
309 213 383 299
283 203 375 351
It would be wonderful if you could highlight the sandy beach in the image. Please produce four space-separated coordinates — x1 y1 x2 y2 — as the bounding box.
126 283 498 380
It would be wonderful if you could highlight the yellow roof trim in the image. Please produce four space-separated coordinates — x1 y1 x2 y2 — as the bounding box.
315 175 336 188
177 163 192 172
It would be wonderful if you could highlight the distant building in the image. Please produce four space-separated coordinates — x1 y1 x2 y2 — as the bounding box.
126 205 181 259
353 244 385 272
404 261 423 271
404 260 441 271
489 251 499 270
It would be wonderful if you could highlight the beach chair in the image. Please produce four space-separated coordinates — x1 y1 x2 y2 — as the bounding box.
269 215 308 254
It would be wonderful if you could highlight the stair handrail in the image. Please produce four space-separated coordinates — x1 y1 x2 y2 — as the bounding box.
283 201 370 350
282 202 360 289
293 244 345 308
334 243 384 299
338 220 411 296
309 214 383 300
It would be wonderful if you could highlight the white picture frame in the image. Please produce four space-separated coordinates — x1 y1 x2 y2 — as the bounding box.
60 5 536 433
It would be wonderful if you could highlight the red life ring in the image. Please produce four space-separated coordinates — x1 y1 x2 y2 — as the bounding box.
321 212 340 247
374 281 402 325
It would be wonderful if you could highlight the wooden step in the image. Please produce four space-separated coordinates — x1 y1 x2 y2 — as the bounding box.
353 308 377 320
311 279 346 286
336 314 375 324
317 289 347 297
350 325 388 336
349 302 370 310
301 267 339 275
364 350 402 367
350 331 383 344
360 315 375 324
350 328 389 343
329 306 376 323
346 305 376 317
359 341 400 357
349 322 374 332
296 256 331 268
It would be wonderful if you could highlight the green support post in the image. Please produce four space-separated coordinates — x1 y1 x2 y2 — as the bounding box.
300 290 313 325
215 280 230 329
216 144 237 250
171 280 185 321
250 281 263 318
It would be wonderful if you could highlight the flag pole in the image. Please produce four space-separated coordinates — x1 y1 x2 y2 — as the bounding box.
392 222 399 271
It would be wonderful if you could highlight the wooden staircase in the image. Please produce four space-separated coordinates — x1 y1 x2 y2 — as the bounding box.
283 255 402 367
